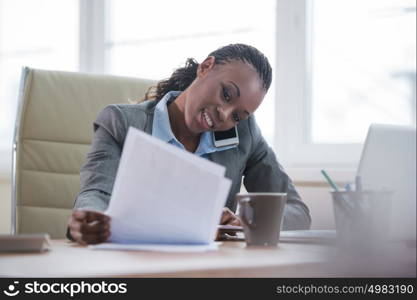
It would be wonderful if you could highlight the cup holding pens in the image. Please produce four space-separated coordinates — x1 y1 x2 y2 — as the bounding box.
331 189 393 249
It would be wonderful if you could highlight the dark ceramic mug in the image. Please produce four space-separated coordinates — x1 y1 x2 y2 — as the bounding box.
237 193 287 247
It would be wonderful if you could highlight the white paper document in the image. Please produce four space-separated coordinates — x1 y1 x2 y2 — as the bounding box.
94 127 232 251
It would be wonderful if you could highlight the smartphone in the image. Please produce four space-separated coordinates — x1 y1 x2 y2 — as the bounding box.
213 126 239 147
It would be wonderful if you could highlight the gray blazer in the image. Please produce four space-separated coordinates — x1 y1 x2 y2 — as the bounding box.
73 99 311 230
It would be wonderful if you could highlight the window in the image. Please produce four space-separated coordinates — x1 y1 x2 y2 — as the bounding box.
0 0 79 173
275 0 416 181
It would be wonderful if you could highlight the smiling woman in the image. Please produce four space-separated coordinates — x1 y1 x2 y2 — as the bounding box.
66 44 312 246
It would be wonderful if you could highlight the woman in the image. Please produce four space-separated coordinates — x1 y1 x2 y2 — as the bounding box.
67 44 311 245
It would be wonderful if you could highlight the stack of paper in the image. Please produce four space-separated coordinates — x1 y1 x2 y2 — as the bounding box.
92 127 231 252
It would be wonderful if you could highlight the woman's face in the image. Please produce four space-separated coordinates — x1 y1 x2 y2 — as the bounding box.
183 56 266 134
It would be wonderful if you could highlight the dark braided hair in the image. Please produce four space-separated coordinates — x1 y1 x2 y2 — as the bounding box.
142 43 272 102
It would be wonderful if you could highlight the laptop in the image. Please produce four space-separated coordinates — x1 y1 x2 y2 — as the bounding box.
357 124 416 241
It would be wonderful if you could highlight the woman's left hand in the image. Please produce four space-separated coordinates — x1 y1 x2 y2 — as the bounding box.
219 207 241 226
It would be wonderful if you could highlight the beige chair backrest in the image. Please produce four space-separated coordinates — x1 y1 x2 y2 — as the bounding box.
12 67 156 238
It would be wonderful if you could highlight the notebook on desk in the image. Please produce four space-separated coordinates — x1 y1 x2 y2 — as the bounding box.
279 230 337 243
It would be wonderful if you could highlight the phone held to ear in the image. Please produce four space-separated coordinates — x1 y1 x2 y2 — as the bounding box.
213 126 239 147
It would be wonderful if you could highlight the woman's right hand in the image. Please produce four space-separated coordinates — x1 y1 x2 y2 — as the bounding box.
67 210 111 245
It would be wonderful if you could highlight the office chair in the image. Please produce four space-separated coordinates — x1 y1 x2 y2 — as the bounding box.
12 67 155 238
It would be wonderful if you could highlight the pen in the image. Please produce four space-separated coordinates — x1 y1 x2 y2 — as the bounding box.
321 169 339 192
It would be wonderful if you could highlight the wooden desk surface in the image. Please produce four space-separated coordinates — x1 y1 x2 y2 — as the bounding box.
0 240 336 277
0 239 414 277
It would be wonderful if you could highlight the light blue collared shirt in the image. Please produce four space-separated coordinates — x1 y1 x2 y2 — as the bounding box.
152 91 236 157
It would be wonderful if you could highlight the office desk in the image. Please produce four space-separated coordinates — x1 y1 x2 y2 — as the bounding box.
0 239 415 277
0 240 334 277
